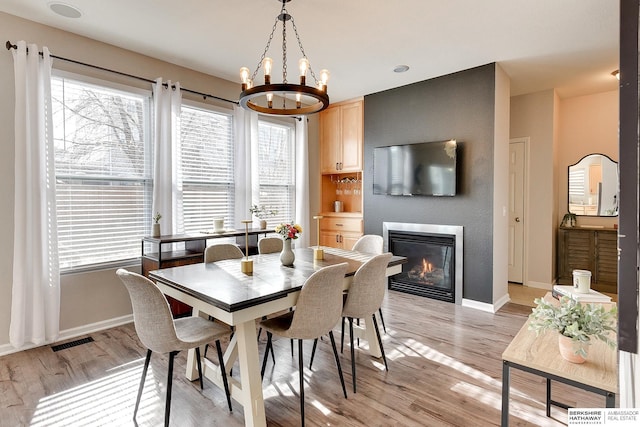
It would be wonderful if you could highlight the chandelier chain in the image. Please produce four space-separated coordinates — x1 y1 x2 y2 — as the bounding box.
282 8 288 84
290 16 319 84
250 14 280 83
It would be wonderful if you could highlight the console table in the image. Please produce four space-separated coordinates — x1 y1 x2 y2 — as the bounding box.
501 294 617 426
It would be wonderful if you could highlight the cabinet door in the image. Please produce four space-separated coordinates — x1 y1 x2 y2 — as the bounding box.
320 231 340 248
594 231 618 291
340 101 363 172
320 107 341 173
565 229 595 273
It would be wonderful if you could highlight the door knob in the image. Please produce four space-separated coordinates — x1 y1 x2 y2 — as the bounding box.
515 217 521 222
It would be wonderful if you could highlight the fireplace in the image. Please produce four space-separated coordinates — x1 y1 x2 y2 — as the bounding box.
383 222 463 304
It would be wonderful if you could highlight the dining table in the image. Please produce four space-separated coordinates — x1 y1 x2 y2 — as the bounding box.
149 246 406 427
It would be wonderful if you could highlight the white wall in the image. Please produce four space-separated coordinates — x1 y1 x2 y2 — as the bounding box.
0 12 320 351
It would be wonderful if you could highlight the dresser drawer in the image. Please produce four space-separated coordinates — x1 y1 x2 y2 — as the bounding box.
321 217 363 232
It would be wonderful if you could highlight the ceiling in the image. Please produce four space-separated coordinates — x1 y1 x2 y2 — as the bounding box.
1 0 620 103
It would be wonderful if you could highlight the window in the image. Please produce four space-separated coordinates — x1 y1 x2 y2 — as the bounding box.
52 75 152 271
257 120 295 225
179 105 234 233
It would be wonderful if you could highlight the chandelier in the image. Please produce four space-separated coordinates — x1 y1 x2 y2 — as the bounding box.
239 0 330 116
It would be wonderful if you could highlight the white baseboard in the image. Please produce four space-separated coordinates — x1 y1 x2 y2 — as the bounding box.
462 298 497 313
0 314 133 357
525 281 553 290
493 293 511 312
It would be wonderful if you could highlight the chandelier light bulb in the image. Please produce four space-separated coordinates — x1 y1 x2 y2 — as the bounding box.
298 58 309 85
296 92 302 108
266 92 273 109
240 67 250 90
320 69 330 92
263 57 273 84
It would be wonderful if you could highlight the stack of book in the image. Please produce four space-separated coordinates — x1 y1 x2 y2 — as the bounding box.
552 285 612 303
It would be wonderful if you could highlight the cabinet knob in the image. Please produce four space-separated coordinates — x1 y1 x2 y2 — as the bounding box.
515 217 520 222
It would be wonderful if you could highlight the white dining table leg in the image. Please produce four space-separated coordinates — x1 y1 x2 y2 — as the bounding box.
235 320 267 427
363 316 382 358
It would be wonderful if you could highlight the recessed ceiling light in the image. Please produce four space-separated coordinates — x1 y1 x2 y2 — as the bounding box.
393 65 410 73
49 2 82 19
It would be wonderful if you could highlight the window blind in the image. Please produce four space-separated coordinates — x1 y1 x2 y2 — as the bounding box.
180 105 235 233
52 76 152 270
257 121 295 226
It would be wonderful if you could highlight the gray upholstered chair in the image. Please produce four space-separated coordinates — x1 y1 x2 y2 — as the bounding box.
341 252 393 393
258 236 283 254
259 263 349 426
351 234 388 334
204 243 244 263
115 269 232 426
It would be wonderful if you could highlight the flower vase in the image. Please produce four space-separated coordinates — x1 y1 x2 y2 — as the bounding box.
152 223 161 237
259 219 267 230
558 333 586 364
280 239 295 266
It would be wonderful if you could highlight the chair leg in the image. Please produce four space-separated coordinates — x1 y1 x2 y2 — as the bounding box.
261 332 273 379
134 349 152 420
328 331 347 399
378 308 387 334
165 351 178 427
291 338 294 357
298 339 305 427
340 317 345 353
372 314 388 371
195 346 204 390
349 318 356 393
309 338 319 369
215 340 233 412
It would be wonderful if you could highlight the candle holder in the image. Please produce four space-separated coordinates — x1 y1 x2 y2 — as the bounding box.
313 215 324 260
240 219 253 274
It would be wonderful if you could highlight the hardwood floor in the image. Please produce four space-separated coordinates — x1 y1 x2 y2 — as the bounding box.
0 291 612 426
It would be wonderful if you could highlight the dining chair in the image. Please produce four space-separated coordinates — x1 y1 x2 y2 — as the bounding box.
259 263 349 426
204 243 244 263
350 234 388 336
352 234 383 254
258 236 283 254
340 252 392 393
115 269 232 426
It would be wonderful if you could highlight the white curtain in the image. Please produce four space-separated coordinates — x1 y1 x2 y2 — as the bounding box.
152 79 182 235
234 105 258 227
295 117 311 248
10 41 60 349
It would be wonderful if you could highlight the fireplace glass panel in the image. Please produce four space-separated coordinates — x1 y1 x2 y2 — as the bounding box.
389 231 455 302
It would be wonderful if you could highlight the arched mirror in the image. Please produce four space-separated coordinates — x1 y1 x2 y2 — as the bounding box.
568 154 618 216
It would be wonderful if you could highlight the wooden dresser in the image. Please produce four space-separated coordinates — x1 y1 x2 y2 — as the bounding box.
556 227 618 294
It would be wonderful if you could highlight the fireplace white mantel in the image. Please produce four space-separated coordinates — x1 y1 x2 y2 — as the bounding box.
383 222 464 305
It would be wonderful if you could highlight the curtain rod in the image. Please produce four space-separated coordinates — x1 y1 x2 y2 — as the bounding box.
6 40 239 105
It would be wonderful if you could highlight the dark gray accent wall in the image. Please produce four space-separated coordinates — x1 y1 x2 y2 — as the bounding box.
363 63 496 303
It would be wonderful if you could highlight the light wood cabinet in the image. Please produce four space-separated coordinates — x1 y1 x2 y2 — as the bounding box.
320 99 363 173
318 98 364 249
319 215 363 250
557 227 617 294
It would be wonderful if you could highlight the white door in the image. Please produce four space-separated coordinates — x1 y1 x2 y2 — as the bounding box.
508 140 526 283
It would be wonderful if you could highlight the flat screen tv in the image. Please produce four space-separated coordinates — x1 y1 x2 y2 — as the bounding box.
373 139 457 196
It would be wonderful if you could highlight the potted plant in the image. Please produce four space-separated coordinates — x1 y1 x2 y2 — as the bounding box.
249 204 278 229
561 212 577 228
528 296 617 363
152 212 162 237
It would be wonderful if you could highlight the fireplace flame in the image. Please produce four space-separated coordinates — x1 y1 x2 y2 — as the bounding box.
421 258 434 274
